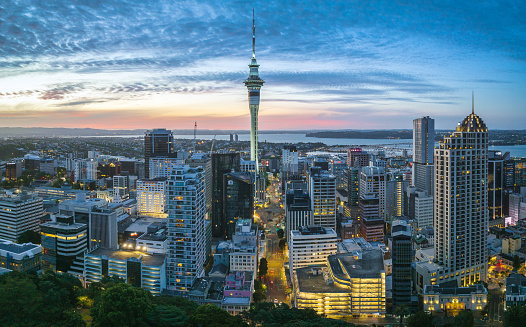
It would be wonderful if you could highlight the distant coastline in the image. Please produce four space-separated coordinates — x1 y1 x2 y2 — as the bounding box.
306 130 413 139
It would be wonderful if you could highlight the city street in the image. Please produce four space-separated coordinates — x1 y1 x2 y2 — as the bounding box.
256 177 290 305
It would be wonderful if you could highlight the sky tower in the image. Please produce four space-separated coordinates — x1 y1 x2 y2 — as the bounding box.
244 10 264 175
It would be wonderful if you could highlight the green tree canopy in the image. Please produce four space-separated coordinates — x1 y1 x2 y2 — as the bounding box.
17 229 41 244
394 304 410 327
259 258 268 276
406 311 434 327
277 229 285 239
147 305 187 327
91 283 153 327
188 303 248 327
453 309 474 327
513 255 521 270
152 295 199 317
279 238 287 250
505 304 526 327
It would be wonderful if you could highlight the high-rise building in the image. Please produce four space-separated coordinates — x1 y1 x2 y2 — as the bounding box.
347 148 369 168
187 153 212 213
165 166 206 294
330 159 347 189
149 153 187 179
282 145 299 175
390 220 413 310
211 153 240 237
223 172 254 240
74 159 98 182
359 166 387 219
413 116 435 195
308 167 337 229
434 109 489 286
0 192 43 242
386 179 410 221
113 175 128 199
488 150 507 220
285 190 313 240
137 178 167 217
144 129 173 178
243 12 264 176
41 214 88 273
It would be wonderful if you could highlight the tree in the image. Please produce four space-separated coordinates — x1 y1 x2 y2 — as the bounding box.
147 305 187 327
91 283 153 327
259 258 268 276
0 272 44 326
394 304 410 327
277 229 285 239
151 295 199 317
17 229 41 244
406 311 434 327
279 238 287 250
253 289 266 303
513 255 521 271
453 309 474 327
188 303 248 327
505 304 526 327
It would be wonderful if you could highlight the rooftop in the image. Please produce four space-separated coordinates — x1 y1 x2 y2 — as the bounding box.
87 248 166 266
329 249 385 279
295 266 348 294
423 283 487 295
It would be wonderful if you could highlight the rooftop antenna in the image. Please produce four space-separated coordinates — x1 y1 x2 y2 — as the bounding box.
471 91 475 114
252 8 256 58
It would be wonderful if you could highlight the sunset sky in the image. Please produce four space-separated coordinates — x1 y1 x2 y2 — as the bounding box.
0 0 525 130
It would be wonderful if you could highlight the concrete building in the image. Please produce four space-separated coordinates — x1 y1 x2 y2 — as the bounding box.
0 238 42 273
222 271 254 315
359 166 386 220
187 153 212 213
136 178 167 217
74 159 98 182
489 150 507 220
423 284 487 313
58 197 119 250
309 167 337 229
293 249 386 317
166 166 206 294
413 116 435 196
347 148 370 168
113 175 128 199
282 145 299 175
0 192 43 242
434 109 489 286
41 214 88 273
144 128 173 178
285 190 313 240
330 159 347 189
229 219 259 273
39 158 56 175
84 248 166 295
406 187 434 231
5 161 22 181
502 235 521 254
386 179 410 221
288 226 338 276
149 154 186 179
358 215 384 242
505 272 526 309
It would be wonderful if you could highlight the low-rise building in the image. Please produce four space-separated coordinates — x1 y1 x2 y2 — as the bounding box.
423 284 488 313
288 226 338 276
505 272 526 309
0 238 42 273
84 248 166 295
222 271 254 315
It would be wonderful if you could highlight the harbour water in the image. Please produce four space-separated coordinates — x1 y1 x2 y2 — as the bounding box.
85 133 526 158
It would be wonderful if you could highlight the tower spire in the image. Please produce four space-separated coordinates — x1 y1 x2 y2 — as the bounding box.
471 91 475 114
252 9 256 58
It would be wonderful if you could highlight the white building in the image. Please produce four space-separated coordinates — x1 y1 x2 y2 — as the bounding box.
434 110 489 286
0 192 43 242
166 165 206 294
149 156 185 179
423 284 487 313
359 166 386 219
282 145 299 174
288 226 338 276
113 175 128 199
414 190 433 230
230 219 259 273
309 167 337 229
84 248 166 295
240 159 256 174
137 178 167 217
74 159 98 182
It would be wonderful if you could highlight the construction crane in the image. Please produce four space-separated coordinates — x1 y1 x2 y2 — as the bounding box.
193 122 197 153
210 135 217 155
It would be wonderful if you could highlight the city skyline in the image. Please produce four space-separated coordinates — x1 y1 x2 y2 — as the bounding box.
1 1 525 130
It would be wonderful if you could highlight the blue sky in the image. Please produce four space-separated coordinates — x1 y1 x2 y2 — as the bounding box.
0 0 525 130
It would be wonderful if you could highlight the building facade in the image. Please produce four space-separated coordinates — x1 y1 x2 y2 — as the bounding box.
0 192 43 242
166 166 206 294
137 178 167 217
144 128 173 179
288 226 338 276
309 167 337 229
434 110 489 286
